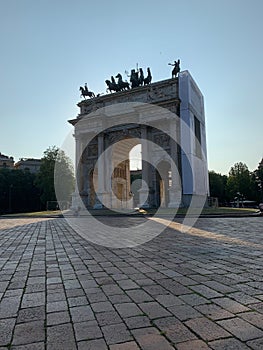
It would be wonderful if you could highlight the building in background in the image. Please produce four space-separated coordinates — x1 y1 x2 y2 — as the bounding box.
15 158 42 173
0 152 14 168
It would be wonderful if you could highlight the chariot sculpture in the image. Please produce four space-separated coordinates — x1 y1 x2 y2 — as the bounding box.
79 83 95 99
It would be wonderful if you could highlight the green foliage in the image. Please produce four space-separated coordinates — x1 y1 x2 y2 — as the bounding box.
0 168 40 214
209 160 263 204
226 162 254 200
208 171 228 204
252 161 263 202
36 146 74 207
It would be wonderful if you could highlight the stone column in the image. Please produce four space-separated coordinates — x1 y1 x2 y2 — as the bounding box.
71 134 85 209
104 136 113 208
93 133 105 209
168 121 182 208
138 126 150 208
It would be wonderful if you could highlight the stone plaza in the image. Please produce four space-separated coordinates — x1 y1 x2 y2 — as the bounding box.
0 215 263 349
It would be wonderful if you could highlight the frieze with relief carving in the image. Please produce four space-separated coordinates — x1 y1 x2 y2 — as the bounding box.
153 133 170 148
107 127 141 145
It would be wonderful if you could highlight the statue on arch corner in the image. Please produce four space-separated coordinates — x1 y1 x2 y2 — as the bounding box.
169 59 180 78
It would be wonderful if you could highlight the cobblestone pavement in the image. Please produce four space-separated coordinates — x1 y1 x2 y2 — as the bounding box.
0 216 263 350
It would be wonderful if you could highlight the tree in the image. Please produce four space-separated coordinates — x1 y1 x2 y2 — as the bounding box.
208 171 228 204
251 159 263 203
36 146 74 208
0 168 40 214
226 162 253 201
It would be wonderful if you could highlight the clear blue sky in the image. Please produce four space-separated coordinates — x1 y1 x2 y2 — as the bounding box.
1 0 262 175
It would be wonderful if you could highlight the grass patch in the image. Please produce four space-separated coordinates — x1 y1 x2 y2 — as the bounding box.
142 206 259 216
1 210 62 217
1 207 259 218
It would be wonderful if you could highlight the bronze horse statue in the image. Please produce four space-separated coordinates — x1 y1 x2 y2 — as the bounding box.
169 59 180 78
105 79 120 93
143 67 152 85
79 85 95 99
115 73 130 91
130 69 140 88
138 68 144 86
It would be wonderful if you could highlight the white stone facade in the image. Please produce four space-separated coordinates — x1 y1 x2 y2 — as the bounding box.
69 71 209 209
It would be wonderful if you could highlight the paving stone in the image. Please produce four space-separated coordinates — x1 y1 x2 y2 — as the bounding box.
247 302 263 314
47 341 77 350
203 280 235 294
159 280 192 296
195 303 234 320
126 289 153 303
47 300 68 313
47 311 70 326
109 341 140 349
138 301 171 319
47 323 76 345
246 337 263 350
91 301 114 313
179 293 210 306
0 281 9 293
74 320 102 341
0 318 16 346
21 292 45 308
124 315 151 329
153 316 197 343
169 304 203 321
108 294 132 304
25 283 46 293
185 317 230 341
228 292 261 305
239 311 263 329
176 339 211 350
70 305 95 322
190 285 222 299
117 280 139 290
209 337 251 349
77 338 108 350
12 321 45 345
96 310 122 326
4 289 23 298
102 284 124 296
0 297 21 318
115 303 143 318
212 297 250 313
47 292 66 302
17 306 45 323
132 327 175 350
102 323 132 345
65 289 85 298
156 294 184 307
217 317 263 341
68 296 88 307
10 342 45 350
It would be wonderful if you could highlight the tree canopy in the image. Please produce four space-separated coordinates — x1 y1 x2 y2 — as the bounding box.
36 146 75 208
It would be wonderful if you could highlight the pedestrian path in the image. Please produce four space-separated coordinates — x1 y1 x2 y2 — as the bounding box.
0 216 263 349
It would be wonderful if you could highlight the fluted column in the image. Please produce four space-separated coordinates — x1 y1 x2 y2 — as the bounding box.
93 133 105 208
71 134 85 209
168 121 182 208
138 126 150 208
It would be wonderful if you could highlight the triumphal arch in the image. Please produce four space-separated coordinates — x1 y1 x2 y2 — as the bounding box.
69 69 209 210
